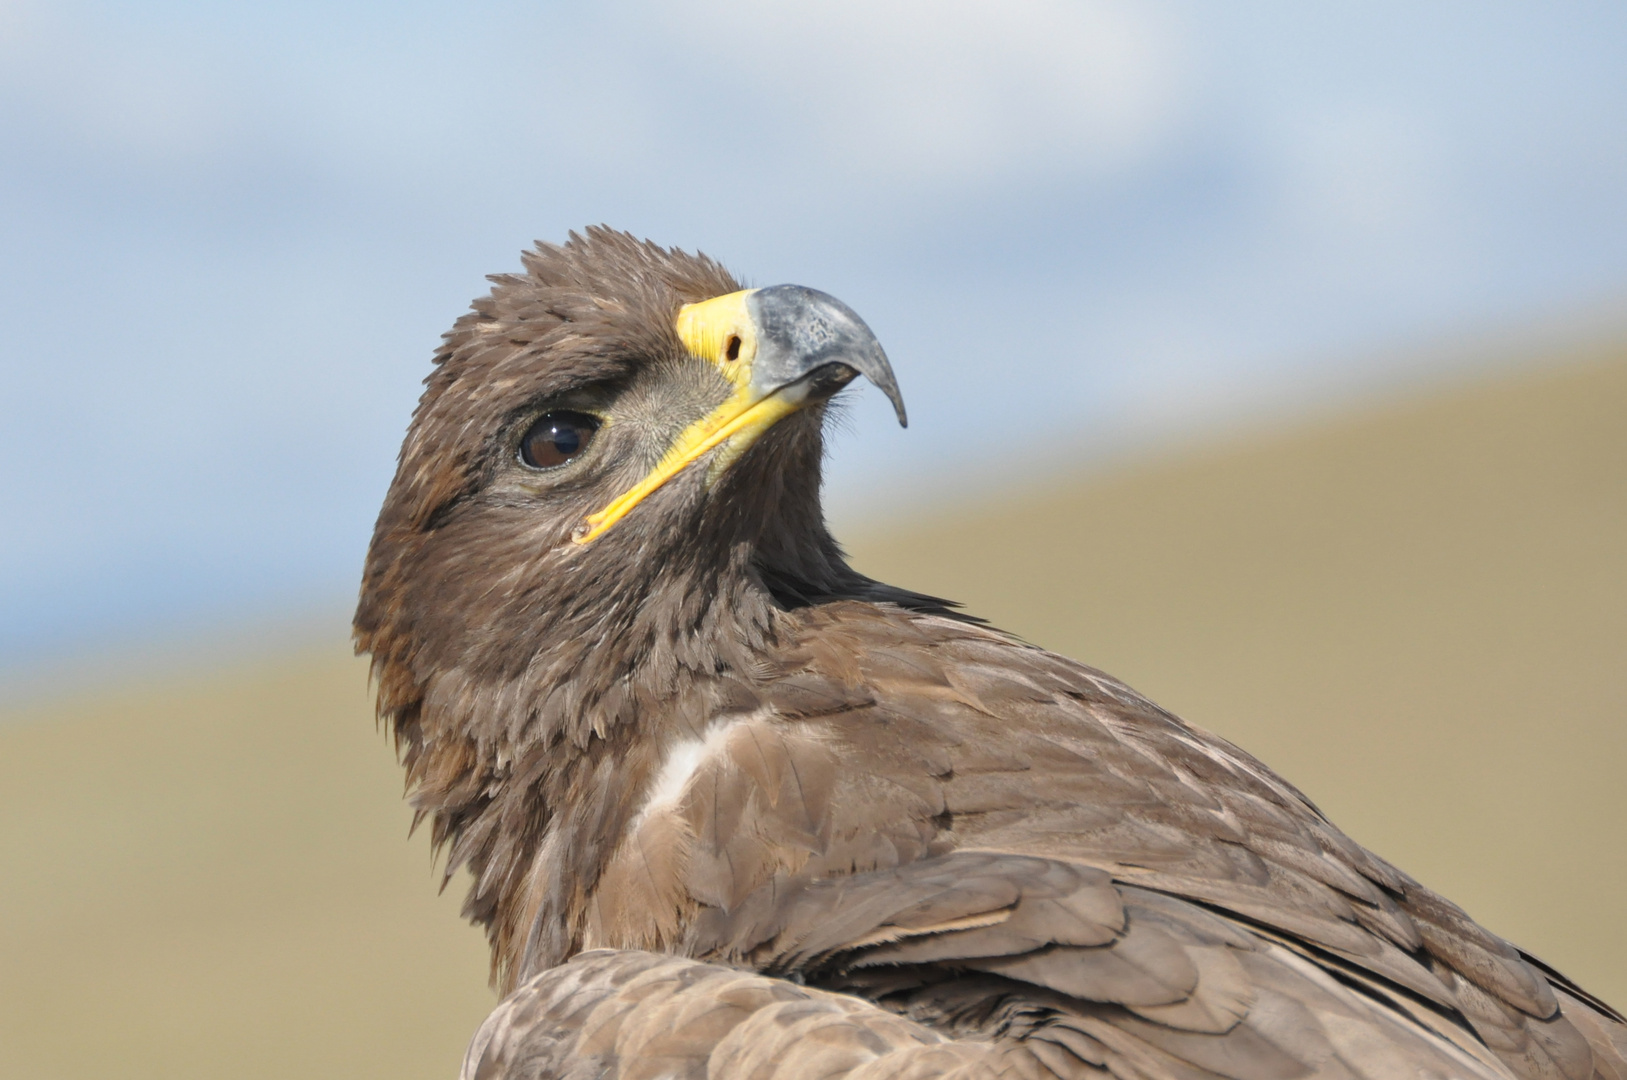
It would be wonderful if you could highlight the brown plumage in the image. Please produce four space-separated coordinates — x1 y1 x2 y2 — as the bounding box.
356 228 1626 1080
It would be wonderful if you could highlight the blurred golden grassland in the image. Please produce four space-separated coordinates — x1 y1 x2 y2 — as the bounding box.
2 344 1623 1079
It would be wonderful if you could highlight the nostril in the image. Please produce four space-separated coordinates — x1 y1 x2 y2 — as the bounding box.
726 335 741 362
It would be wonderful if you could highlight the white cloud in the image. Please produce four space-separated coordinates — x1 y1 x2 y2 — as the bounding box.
650 0 1189 190
2 1 1626 663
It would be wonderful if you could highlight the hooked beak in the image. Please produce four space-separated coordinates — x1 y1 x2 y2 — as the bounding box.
573 285 905 544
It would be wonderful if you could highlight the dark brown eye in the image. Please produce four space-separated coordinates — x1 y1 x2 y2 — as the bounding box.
519 411 600 469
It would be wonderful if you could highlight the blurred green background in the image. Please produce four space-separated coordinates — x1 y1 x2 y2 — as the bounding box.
3 341 1621 1080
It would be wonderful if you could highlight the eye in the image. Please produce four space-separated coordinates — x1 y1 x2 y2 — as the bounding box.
519 411 600 469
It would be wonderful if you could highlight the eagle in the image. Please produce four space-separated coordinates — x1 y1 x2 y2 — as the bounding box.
355 228 1625 1080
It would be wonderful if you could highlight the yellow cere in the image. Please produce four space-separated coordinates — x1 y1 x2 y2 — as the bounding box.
574 289 797 545
674 289 758 388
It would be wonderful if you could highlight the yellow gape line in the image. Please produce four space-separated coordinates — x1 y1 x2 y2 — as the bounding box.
572 390 803 544
573 290 779 545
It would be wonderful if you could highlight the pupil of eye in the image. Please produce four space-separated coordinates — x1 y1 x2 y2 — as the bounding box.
519 411 599 469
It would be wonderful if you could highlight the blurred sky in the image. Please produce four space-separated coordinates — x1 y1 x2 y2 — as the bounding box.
2 1 1626 671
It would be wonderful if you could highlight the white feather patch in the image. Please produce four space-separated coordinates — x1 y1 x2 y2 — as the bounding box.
626 716 750 837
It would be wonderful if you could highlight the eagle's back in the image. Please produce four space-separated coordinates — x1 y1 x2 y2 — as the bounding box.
473 602 1626 1080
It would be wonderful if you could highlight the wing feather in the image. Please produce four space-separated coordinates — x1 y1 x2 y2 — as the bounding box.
510 603 1623 1080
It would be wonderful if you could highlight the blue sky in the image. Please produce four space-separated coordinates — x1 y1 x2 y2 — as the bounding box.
2 1 1625 670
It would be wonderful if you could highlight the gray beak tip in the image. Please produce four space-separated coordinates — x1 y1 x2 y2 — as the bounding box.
887 393 909 429
751 283 909 431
